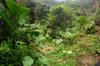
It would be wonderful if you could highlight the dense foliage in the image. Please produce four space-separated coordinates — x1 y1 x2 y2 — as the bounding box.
0 0 100 66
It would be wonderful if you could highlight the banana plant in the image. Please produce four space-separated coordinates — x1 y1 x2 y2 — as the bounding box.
0 0 28 38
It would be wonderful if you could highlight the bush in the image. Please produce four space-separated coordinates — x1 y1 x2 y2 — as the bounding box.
77 16 96 34
47 4 76 38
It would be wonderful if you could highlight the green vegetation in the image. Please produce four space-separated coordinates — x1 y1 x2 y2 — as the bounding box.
0 0 100 66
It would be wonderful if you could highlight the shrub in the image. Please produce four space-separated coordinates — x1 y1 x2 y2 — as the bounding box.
47 4 76 38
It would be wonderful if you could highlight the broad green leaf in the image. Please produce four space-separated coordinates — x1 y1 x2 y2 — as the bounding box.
23 56 33 66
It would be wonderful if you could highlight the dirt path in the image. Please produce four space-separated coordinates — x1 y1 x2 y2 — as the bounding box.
96 26 100 35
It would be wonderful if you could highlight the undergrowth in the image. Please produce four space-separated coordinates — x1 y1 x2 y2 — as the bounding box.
0 0 100 66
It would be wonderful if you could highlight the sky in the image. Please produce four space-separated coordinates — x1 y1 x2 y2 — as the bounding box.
54 0 76 3
54 0 66 2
